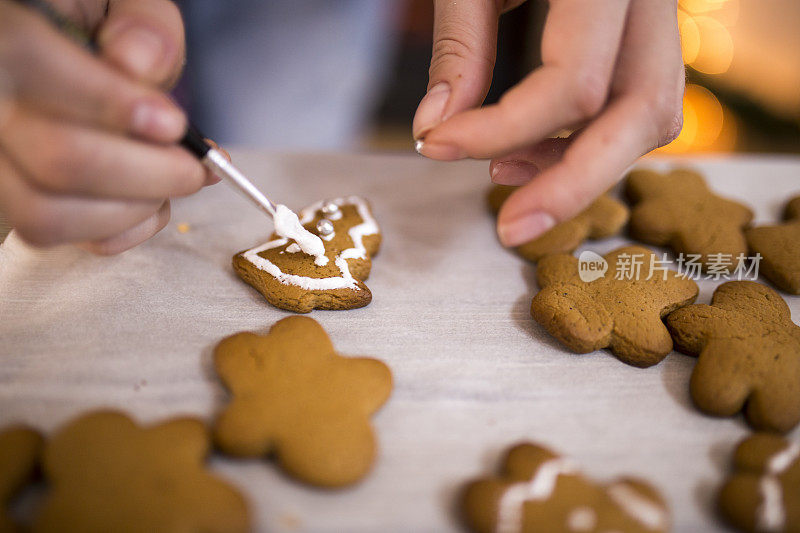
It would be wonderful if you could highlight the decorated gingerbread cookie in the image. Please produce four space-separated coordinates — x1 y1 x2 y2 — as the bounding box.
461 442 669 533
213 316 393 487
233 195 381 313
0 426 41 532
625 168 753 269
530 245 698 367
666 280 800 432
746 195 800 294
486 185 629 262
718 433 799 533
35 411 249 532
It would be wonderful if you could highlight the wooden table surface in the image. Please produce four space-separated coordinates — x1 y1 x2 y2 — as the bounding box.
1 152 798 532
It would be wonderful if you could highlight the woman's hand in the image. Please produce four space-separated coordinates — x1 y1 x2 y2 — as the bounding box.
413 0 684 247
0 0 213 255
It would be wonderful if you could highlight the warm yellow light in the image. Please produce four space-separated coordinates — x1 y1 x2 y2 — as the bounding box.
679 0 730 14
657 84 735 154
688 84 724 148
678 9 701 64
688 16 734 74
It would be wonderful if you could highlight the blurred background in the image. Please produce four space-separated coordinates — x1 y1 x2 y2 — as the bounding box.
177 0 800 155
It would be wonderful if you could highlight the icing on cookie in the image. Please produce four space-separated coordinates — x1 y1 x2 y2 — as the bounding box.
273 204 328 266
495 458 580 533
321 201 344 220
566 506 596 531
242 196 379 292
607 482 668 530
757 441 800 531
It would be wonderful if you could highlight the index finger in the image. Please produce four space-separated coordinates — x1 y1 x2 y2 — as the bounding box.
419 0 631 160
97 0 187 89
0 1 185 142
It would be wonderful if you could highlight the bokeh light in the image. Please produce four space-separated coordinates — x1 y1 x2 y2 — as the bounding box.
678 10 701 64
679 0 729 14
658 84 736 153
689 16 734 74
661 0 739 153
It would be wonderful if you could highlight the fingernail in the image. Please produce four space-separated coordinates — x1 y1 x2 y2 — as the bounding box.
131 100 186 140
491 161 540 186
415 141 466 160
204 169 222 186
498 211 557 246
413 82 451 139
113 27 164 77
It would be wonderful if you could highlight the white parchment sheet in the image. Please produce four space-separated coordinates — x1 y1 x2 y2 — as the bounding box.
1 152 799 532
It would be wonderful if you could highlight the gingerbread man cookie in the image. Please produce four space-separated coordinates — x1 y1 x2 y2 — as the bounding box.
666 281 800 432
0 426 41 533
233 195 381 313
487 185 517 215
625 168 753 269
718 433 799 533
746 195 800 294
34 411 249 532
486 185 629 262
461 442 669 533
213 316 393 487
531 245 698 367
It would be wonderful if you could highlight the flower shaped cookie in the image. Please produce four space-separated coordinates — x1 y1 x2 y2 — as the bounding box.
213 316 393 487
531 246 699 367
233 196 381 313
35 411 249 532
461 442 669 533
667 281 800 432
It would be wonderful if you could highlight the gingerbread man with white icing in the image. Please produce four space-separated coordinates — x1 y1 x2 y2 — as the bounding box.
233 196 381 313
461 442 669 533
719 433 800 533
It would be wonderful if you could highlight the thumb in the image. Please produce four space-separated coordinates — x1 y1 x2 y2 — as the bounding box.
413 0 502 141
96 0 187 89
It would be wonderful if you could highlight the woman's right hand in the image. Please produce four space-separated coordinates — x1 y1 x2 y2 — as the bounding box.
0 0 214 254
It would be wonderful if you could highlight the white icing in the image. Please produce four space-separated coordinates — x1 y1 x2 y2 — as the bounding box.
566 506 596 532
321 232 335 241
273 204 327 266
242 196 379 292
328 210 343 220
285 243 301 253
606 482 667 531
769 442 800 473
758 477 785 532
757 441 800 532
495 459 580 533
